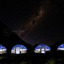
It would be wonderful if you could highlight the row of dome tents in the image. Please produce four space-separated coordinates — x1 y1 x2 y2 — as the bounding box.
0 44 64 54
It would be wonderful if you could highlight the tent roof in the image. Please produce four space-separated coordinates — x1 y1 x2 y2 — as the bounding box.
35 44 51 50
11 44 27 50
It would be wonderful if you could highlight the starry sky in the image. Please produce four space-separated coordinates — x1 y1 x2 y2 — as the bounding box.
0 0 64 45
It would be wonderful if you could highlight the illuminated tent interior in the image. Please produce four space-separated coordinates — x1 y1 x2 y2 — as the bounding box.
34 44 51 54
57 44 64 51
11 44 27 54
0 45 7 54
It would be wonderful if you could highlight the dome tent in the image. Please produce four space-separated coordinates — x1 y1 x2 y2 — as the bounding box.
0 45 7 54
34 44 51 54
11 44 27 54
57 44 64 51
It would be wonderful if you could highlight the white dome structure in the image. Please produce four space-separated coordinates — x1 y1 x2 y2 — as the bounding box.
57 44 64 51
0 45 7 54
11 44 27 54
34 44 51 54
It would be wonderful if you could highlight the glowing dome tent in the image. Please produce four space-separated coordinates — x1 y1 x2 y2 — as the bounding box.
57 44 64 51
0 45 7 54
34 44 51 54
11 44 27 54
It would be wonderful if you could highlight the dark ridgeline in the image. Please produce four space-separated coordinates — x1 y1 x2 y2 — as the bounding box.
0 21 64 64
0 21 33 53
0 21 34 63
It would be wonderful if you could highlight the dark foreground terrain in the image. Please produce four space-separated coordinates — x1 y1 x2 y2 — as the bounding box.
0 52 64 64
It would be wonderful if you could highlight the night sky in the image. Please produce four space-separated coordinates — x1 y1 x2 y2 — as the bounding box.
0 0 64 45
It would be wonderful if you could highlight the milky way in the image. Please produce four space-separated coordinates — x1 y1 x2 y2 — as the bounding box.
1 0 64 45
17 7 44 37
16 0 52 45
